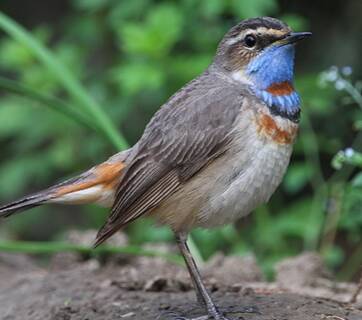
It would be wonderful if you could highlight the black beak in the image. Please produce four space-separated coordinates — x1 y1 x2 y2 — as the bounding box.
278 32 312 46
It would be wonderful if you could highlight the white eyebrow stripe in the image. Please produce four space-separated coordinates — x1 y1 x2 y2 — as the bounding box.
254 27 287 36
226 27 288 46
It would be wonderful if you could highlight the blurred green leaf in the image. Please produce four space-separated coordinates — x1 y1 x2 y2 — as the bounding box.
230 0 278 18
119 4 183 58
111 62 164 95
127 218 173 244
0 240 182 265
283 163 313 194
332 149 362 170
281 14 309 31
200 0 225 18
73 0 111 11
322 245 344 269
339 186 362 233
170 54 212 83
352 172 362 187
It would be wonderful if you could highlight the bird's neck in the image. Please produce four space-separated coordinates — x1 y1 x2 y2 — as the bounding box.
245 44 301 122
251 81 300 122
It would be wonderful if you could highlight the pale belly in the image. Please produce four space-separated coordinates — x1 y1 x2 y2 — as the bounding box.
195 139 292 228
153 108 296 232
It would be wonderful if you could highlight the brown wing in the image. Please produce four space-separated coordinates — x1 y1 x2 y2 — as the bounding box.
94 71 245 246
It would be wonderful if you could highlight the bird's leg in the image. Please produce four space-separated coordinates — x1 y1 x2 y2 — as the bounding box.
175 232 225 320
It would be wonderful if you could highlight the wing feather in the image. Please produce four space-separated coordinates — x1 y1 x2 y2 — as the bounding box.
95 70 246 246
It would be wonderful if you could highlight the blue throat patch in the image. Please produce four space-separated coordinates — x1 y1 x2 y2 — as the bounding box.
246 44 301 122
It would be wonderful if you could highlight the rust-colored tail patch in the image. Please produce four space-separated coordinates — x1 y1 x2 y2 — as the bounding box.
0 149 131 217
54 161 125 206
56 162 124 196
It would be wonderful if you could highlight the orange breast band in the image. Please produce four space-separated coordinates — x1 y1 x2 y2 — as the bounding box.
266 81 294 96
256 113 298 145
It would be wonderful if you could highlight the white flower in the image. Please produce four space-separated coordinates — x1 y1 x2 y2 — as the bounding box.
335 79 346 91
344 148 354 158
341 66 352 76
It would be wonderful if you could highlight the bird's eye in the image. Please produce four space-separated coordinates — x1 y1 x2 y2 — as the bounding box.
244 35 257 48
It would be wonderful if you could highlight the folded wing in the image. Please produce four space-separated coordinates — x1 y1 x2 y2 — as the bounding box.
95 72 245 246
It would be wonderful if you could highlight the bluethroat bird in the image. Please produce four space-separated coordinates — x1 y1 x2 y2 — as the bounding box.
0 17 311 320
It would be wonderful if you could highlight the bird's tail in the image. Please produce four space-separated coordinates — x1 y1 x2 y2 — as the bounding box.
0 189 55 218
0 150 129 218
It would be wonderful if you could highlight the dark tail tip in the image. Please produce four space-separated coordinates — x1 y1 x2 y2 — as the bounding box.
0 193 51 218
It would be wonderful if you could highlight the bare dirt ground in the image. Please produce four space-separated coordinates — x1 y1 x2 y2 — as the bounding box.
0 238 362 320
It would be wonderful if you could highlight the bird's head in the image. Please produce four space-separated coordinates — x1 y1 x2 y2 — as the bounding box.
214 17 311 122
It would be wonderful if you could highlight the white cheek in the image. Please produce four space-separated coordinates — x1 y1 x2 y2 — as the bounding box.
231 70 253 85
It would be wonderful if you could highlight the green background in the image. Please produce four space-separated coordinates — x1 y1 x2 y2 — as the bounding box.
0 0 362 280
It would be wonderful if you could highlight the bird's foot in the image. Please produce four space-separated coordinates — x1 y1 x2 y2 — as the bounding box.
157 305 259 320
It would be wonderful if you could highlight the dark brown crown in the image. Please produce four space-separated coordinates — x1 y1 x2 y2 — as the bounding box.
227 17 289 37
214 17 292 71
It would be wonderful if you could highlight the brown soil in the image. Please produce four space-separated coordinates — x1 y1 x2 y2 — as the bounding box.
0 243 362 320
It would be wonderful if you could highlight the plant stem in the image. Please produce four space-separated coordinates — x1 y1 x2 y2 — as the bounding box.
0 240 183 265
337 243 362 281
0 76 97 132
344 81 362 110
319 183 344 255
0 11 128 150
301 111 327 250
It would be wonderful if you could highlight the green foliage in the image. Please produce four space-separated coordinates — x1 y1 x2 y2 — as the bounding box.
319 67 362 279
0 11 127 150
231 0 278 18
0 240 182 264
0 0 361 280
